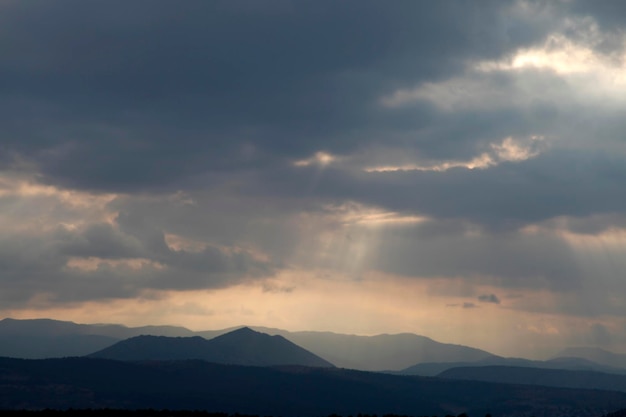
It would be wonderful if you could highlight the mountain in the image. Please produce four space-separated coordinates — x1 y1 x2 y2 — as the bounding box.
401 355 626 376
0 317 196 338
0 318 195 359
554 347 626 369
0 318 496 370
439 365 626 392
200 327 334 367
227 327 494 371
88 327 334 367
1 357 626 417
88 335 217 361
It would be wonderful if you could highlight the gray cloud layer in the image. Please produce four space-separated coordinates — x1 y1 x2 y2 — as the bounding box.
1 1 626 323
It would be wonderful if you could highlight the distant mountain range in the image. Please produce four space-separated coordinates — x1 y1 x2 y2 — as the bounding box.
0 318 496 370
3 317 626 375
2 356 626 417
88 327 333 368
6 317 626 416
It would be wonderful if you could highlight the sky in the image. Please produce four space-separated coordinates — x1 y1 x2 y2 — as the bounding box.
1 0 626 359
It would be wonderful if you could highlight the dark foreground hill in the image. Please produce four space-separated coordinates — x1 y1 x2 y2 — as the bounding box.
2 357 626 417
88 327 333 368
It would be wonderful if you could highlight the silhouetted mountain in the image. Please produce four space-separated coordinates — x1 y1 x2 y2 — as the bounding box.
88 335 213 361
1 357 626 417
203 327 334 367
235 327 495 371
555 347 626 369
401 355 626 376
88 327 334 367
439 365 626 392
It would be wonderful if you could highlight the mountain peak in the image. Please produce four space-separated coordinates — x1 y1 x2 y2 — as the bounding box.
233 326 256 334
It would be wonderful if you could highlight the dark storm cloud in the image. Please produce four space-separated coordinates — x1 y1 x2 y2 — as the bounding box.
0 0 555 191
1 0 622 220
2 0 621 226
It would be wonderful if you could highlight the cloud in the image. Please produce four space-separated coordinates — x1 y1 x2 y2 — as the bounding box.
478 294 501 304
589 323 612 347
0 175 277 307
0 1 626 358
0 1 555 192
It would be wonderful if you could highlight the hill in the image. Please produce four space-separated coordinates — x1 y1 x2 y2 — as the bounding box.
88 327 334 367
439 365 626 392
401 355 626 376
1 357 626 417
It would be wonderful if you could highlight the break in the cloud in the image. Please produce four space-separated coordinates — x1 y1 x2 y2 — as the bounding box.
1 0 626 358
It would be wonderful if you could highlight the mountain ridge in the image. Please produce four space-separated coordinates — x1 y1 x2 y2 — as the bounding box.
88 327 334 368
0 318 497 370
5 317 626 374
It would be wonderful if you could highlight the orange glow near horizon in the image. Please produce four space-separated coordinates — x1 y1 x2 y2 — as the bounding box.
3 269 622 359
